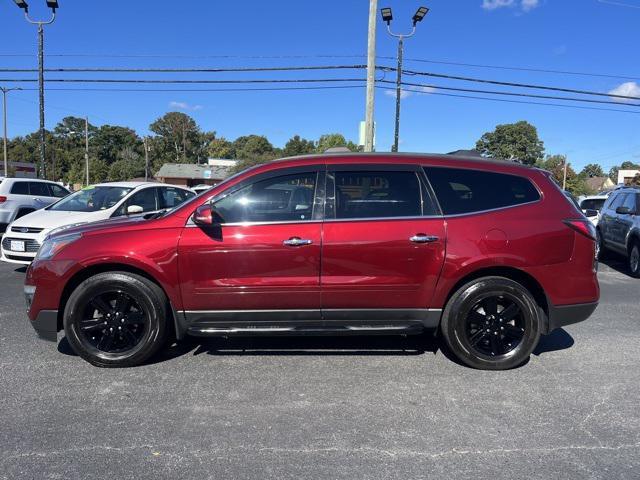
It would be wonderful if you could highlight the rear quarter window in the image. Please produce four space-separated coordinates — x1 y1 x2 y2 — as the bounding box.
424 167 540 215
10 182 29 195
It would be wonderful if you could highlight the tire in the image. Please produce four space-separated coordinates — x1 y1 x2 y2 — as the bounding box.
629 242 640 278
596 229 606 260
441 276 542 370
63 272 169 367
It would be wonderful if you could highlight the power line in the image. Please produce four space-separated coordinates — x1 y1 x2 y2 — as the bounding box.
0 78 367 84
385 80 640 108
0 65 367 73
378 86 640 115
399 68 640 101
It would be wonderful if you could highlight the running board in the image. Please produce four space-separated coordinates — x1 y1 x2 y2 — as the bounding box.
187 324 425 337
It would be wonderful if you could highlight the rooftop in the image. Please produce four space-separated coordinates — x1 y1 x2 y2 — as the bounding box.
155 163 234 180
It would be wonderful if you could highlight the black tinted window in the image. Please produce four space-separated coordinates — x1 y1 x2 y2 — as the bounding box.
424 167 540 215
580 198 605 211
214 172 317 224
49 184 69 198
29 182 50 196
334 171 424 219
159 187 194 209
10 182 28 195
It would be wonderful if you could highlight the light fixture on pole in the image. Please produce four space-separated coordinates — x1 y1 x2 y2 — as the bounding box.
381 6 430 152
1 87 22 178
13 0 59 179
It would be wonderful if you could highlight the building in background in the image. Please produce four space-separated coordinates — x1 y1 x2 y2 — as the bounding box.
0 161 37 178
617 169 640 186
155 159 237 187
585 176 615 192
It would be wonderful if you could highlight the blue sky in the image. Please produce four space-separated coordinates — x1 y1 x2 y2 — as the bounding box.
1 0 639 171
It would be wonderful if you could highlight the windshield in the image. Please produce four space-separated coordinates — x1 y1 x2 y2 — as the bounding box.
48 186 132 212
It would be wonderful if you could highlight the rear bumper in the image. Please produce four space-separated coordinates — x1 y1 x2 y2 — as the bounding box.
547 302 598 333
31 309 58 342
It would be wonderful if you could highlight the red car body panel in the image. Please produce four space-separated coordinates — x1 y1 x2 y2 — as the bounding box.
25 154 599 337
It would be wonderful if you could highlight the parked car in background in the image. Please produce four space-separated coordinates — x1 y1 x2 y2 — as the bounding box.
597 186 640 276
579 194 609 226
24 153 599 370
0 178 70 233
192 184 213 195
2 182 194 264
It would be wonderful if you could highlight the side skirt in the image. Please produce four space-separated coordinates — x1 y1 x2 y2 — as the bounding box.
177 308 442 337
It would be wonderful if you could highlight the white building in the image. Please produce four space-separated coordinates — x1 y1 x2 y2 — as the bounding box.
617 169 640 185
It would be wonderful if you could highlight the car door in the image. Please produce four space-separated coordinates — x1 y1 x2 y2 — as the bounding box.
178 167 323 315
28 182 53 210
616 193 638 250
600 193 622 247
320 165 446 319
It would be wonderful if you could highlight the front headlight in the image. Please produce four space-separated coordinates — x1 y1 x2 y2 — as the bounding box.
36 233 82 261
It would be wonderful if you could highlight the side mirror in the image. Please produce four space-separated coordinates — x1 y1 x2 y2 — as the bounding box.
616 206 633 215
192 204 213 226
127 205 144 215
584 209 599 218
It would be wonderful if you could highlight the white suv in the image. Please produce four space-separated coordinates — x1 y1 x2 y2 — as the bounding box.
0 177 70 233
1 181 194 264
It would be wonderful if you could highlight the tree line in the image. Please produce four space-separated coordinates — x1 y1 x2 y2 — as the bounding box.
475 120 638 195
6 113 635 194
5 111 359 184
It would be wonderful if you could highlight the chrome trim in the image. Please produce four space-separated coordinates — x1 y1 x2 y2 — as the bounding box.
410 234 439 243
185 219 323 228
323 215 442 223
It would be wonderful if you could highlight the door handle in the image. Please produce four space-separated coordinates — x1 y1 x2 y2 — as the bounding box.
283 237 313 247
410 234 439 243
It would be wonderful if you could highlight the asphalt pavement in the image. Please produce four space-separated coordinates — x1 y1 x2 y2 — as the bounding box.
1 258 639 479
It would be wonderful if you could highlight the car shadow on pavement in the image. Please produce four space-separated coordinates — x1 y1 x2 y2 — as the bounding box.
13 266 27 273
599 253 637 278
57 329 574 367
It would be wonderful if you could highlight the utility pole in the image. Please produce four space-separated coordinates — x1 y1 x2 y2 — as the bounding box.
364 0 378 153
1 87 22 178
84 116 89 185
143 137 150 181
563 158 568 190
381 6 429 152
13 1 59 179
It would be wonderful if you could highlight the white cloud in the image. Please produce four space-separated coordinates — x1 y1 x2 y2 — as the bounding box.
482 0 539 12
384 89 413 100
169 101 203 111
608 82 640 103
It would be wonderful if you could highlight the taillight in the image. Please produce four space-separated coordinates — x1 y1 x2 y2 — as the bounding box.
564 219 596 241
0 196 6 203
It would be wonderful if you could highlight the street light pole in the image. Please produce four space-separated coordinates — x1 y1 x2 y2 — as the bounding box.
381 6 429 152
364 0 378 153
13 0 58 179
1 87 22 177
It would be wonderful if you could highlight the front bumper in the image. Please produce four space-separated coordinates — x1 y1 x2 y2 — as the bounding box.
31 309 58 342
547 302 598 333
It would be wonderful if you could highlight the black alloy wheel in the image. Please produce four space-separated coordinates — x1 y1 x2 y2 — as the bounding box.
78 291 147 354
441 276 542 370
464 295 526 357
64 272 168 368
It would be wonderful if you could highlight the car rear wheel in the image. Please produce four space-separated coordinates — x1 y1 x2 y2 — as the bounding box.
441 276 542 370
63 272 169 367
629 242 640 278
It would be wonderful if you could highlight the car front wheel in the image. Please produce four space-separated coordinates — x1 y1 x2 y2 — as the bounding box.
441 276 542 370
63 272 169 367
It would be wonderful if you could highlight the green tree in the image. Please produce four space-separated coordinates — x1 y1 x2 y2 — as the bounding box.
92 125 141 165
230 135 278 173
283 135 315 157
580 163 604 178
107 147 145 181
537 154 591 196
475 121 544 165
207 136 235 159
315 133 359 153
149 112 201 163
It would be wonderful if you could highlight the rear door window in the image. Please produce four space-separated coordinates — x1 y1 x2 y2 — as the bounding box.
332 171 427 219
424 167 540 215
158 187 194 209
49 184 69 198
10 182 29 195
29 182 50 197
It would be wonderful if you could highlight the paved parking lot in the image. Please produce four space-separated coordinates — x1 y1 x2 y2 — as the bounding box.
0 259 639 479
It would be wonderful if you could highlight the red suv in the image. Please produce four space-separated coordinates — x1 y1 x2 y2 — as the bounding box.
25 154 599 370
